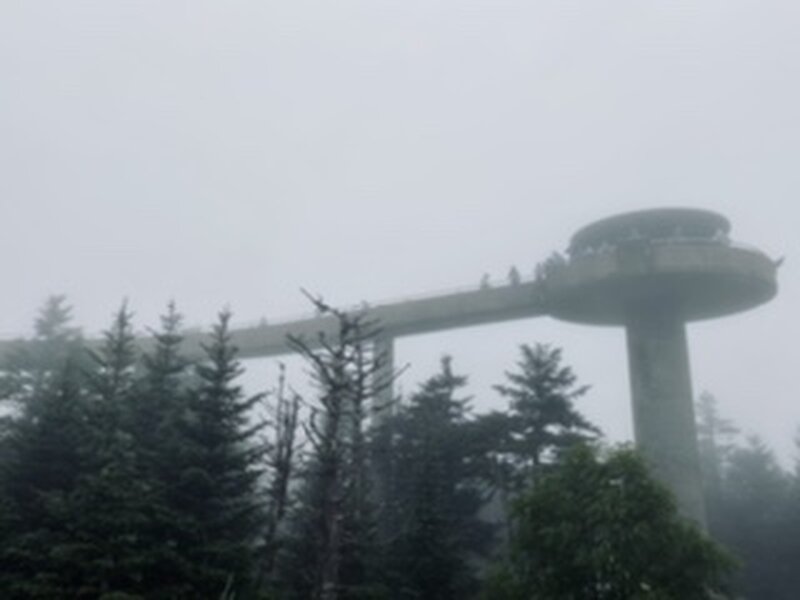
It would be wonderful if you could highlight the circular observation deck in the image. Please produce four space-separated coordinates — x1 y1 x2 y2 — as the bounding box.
547 208 778 326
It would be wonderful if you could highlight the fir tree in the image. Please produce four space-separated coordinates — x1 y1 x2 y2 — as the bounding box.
66 303 156 598
492 344 599 487
378 357 493 600
0 295 85 407
0 298 94 598
174 309 266 597
0 363 92 598
131 302 196 598
715 437 793 599
695 391 739 505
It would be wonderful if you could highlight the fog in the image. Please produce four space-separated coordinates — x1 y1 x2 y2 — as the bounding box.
1 1 798 458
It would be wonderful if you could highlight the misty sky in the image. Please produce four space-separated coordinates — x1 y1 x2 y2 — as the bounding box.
1 1 798 458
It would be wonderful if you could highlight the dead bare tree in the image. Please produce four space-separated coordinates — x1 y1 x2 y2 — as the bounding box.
260 363 302 588
287 293 394 600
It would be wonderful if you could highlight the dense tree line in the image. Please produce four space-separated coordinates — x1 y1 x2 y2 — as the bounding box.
696 392 800 599
0 295 769 599
0 298 266 598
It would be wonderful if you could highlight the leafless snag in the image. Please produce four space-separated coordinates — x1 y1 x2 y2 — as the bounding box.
287 292 397 600
260 363 302 586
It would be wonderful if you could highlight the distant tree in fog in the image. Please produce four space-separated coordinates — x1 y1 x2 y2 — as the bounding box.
0 295 85 406
711 436 796 599
697 397 800 600
696 391 739 503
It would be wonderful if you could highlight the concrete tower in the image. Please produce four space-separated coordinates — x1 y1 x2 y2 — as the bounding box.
0 207 777 528
546 208 778 527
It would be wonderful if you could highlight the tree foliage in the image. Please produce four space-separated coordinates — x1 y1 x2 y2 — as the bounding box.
3 296 799 600
492 343 599 488
375 356 494 599
485 445 734 600
0 301 270 599
704 434 797 599
696 395 800 599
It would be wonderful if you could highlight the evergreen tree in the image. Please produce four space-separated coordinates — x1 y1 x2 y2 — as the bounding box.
0 363 93 598
0 295 85 407
377 357 493 600
130 302 197 598
65 303 157 598
492 343 599 489
695 391 739 507
714 437 794 599
483 343 599 554
0 298 92 597
697 399 800 600
787 430 800 595
173 309 266 598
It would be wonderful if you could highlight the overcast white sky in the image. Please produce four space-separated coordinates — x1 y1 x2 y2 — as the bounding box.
1 1 798 458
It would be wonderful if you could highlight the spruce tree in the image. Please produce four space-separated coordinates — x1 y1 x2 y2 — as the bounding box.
493 343 599 488
715 437 793 599
378 357 493 600
66 304 157 598
174 309 266 597
0 298 93 598
0 295 85 407
0 363 93 598
132 302 196 598
695 391 739 504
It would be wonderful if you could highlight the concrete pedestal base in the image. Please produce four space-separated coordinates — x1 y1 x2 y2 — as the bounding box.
626 311 707 528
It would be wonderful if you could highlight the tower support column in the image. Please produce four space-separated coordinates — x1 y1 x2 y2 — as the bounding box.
372 335 395 424
625 309 707 528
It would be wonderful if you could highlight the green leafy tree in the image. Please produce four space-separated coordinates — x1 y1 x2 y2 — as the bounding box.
484 445 734 600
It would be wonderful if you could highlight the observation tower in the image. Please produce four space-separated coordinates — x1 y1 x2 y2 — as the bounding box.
546 208 778 526
0 208 778 527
